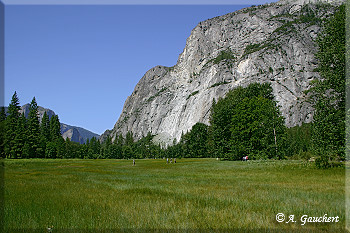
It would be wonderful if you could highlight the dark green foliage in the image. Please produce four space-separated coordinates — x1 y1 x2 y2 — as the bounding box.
244 43 261 55
100 135 112 158
134 132 155 159
2 92 167 160
212 49 236 64
4 92 21 158
181 123 209 158
0 107 6 122
187 90 199 100
243 43 276 57
45 141 57 159
13 114 27 159
147 88 168 102
230 96 285 160
0 107 6 158
285 123 312 159
308 5 345 163
86 137 101 159
209 81 230 89
315 5 345 99
49 115 61 141
112 134 125 159
27 97 41 158
40 111 50 142
315 156 330 169
208 83 285 160
203 49 236 70
124 131 134 147
208 83 278 160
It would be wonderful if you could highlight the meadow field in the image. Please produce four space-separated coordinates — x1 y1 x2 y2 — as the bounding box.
3 158 346 232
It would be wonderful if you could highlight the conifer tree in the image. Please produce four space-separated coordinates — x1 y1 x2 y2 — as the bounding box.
13 113 27 158
39 111 50 157
27 97 41 158
0 107 6 158
5 92 21 158
49 115 61 141
40 111 51 142
113 134 124 159
0 107 6 122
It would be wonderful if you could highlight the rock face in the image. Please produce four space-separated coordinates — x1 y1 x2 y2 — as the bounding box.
61 123 100 144
105 0 344 144
61 125 84 144
20 104 56 123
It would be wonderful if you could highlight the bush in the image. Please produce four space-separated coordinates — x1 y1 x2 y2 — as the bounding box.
315 156 330 169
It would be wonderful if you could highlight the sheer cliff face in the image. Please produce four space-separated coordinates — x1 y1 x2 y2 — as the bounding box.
107 0 343 144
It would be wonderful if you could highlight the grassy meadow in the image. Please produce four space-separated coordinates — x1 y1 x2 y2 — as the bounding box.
3 158 346 232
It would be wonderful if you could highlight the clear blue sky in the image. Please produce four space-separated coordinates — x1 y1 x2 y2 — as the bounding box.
4 1 279 135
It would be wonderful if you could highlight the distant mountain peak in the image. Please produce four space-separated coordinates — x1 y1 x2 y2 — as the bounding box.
4 104 99 144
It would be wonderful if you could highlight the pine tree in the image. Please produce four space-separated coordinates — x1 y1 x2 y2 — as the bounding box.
113 134 124 159
101 136 112 158
27 97 41 158
39 111 50 157
4 92 21 158
124 132 134 159
0 107 6 122
40 111 51 142
185 123 209 158
0 107 6 158
13 113 27 158
49 115 61 141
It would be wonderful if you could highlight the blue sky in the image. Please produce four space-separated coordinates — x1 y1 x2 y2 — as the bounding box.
4 1 279 135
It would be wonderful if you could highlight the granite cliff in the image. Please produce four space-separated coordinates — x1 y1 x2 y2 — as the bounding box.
104 0 344 144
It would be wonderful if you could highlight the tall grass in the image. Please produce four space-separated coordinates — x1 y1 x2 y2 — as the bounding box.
4 159 345 232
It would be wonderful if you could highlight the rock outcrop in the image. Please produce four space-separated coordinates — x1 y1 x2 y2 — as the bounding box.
104 0 344 144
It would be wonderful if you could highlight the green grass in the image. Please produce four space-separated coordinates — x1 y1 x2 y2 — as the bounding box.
4 159 346 232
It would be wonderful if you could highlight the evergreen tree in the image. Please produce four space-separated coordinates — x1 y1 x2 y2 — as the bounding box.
124 131 135 159
88 137 100 159
125 131 134 147
40 111 51 142
182 123 209 158
0 107 6 158
27 97 41 158
4 92 21 158
45 141 57 159
0 107 6 122
55 136 66 159
13 113 27 158
49 115 61 141
113 134 124 159
101 136 112 158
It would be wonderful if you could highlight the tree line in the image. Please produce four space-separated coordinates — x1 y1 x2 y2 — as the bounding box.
0 94 165 159
0 5 345 167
